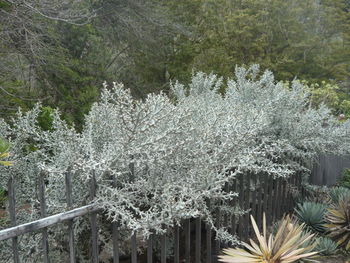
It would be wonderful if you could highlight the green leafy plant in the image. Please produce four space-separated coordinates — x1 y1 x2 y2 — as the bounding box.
329 187 350 204
325 198 350 250
218 214 318 263
339 169 350 189
316 237 338 256
295 201 327 233
0 137 12 166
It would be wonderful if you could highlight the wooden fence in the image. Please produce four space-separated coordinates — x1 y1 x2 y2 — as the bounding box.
0 171 303 263
310 154 350 186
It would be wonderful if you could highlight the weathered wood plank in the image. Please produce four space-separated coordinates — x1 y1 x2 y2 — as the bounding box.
147 235 153 263
238 174 244 239
281 179 287 215
0 204 99 241
267 175 274 223
174 225 179 263
195 217 201 263
112 222 119 263
39 172 50 263
185 219 191 263
131 233 137 263
272 176 278 222
215 208 221 253
230 179 237 236
206 222 212 263
257 173 263 229
90 174 99 263
244 172 251 239
65 171 76 263
276 178 283 219
111 175 119 263
262 172 269 224
251 173 257 219
8 176 20 263
161 232 167 263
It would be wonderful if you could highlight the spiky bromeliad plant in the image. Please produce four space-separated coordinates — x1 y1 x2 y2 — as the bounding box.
325 198 350 250
295 201 327 233
315 237 338 256
329 186 350 204
219 214 318 263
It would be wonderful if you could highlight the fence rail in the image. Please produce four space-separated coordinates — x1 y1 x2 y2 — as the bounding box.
0 171 303 263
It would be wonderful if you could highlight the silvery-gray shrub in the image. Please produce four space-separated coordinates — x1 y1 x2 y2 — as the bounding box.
0 65 349 262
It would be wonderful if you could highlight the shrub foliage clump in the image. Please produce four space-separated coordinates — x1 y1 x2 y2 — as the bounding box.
0 65 349 262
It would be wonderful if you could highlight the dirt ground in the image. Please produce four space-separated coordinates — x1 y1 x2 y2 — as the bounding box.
317 254 349 263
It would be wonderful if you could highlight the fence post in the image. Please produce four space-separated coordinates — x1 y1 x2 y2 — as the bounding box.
256 173 263 229
131 233 137 263
244 172 251 239
230 179 237 236
147 234 153 263
90 173 98 263
65 170 76 263
161 231 167 263
238 174 244 239
111 175 119 263
39 171 50 263
195 217 201 263
8 176 20 263
174 226 179 263
185 218 191 263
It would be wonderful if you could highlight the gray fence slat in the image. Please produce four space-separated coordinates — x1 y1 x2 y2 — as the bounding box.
281 179 287 215
112 222 119 263
111 175 119 263
174 225 179 263
215 208 221 253
271 177 278 222
238 174 244 238
90 174 98 263
206 222 212 263
230 179 237 235
251 173 257 234
276 178 283 218
161 232 167 263
8 176 20 263
262 172 269 225
287 174 293 212
195 217 201 263
185 219 191 263
244 172 251 239
223 184 229 236
267 175 274 223
65 171 76 263
131 233 137 263
147 235 153 263
39 172 50 263
256 173 266 229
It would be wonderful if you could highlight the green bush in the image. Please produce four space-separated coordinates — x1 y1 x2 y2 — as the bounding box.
316 237 338 256
339 169 350 189
0 137 12 166
329 186 350 204
295 201 327 233
0 187 6 208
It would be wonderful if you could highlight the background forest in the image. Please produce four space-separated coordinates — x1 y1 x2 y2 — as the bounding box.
1 0 350 125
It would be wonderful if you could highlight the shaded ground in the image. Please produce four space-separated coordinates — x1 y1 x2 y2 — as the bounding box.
318 254 349 263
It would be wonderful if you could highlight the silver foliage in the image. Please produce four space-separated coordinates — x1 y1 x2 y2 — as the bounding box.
0 65 349 261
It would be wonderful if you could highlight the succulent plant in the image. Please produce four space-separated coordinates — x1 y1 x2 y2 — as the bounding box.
218 214 318 263
315 237 338 256
325 198 350 250
295 201 327 233
329 186 350 204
